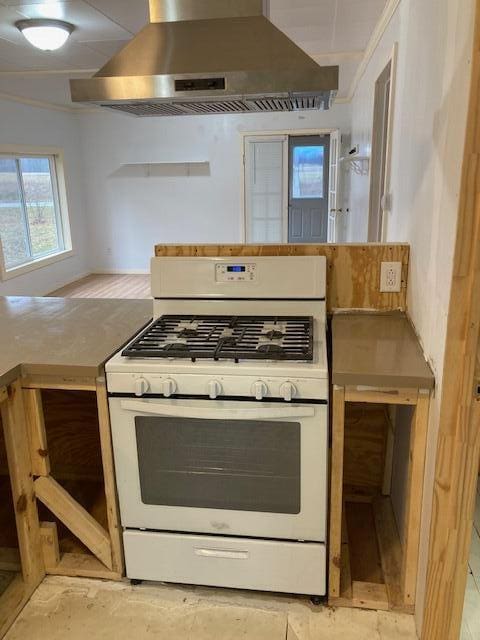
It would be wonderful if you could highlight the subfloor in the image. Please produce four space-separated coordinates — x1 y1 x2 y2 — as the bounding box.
48 274 151 299
5 576 417 640
461 479 480 639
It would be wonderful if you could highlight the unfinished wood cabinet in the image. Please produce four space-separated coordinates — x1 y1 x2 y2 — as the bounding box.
21 375 123 581
328 385 431 613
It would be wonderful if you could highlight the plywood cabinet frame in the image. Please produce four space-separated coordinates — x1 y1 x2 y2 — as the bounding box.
21 375 123 582
329 384 431 613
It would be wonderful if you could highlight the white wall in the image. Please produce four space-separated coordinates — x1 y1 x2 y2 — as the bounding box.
346 0 475 630
0 98 89 296
77 105 351 272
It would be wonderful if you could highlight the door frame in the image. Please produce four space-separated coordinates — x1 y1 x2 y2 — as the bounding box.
240 128 339 243
422 4 480 638
367 43 398 242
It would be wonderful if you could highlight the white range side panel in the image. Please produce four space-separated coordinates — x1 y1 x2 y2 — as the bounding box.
151 256 326 299
124 531 326 596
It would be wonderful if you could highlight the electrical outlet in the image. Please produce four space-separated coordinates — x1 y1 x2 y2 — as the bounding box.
380 262 402 292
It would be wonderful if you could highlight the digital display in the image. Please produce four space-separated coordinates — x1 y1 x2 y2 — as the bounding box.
227 266 246 273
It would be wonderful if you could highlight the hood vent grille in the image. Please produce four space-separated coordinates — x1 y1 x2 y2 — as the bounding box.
100 94 331 117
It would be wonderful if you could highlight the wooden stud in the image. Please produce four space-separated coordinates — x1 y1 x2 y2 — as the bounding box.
22 375 97 392
34 475 113 570
329 385 345 599
340 506 352 599
96 377 124 575
382 407 396 495
46 552 121 581
345 387 419 405
23 389 50 477
401 390 430 605
0 380 44 587
154 243 410 312
40 521 60 571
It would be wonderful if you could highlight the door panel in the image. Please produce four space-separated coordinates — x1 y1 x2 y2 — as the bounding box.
288 136 330 243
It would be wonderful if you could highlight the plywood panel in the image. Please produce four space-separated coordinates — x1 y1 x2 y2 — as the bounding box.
154 244 409 312
344 403 388 490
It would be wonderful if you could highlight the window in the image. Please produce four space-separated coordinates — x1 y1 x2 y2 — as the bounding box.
244 133 338 244
0 151 71 278
291 145 324 199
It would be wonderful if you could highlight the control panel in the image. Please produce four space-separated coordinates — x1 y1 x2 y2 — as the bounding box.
215 263 257 283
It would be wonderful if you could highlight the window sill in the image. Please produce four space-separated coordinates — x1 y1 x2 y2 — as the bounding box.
1 249 74 281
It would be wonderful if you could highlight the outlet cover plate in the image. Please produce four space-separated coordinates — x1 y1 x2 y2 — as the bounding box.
380 262 402 293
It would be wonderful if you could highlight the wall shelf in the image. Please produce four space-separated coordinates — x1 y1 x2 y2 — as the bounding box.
113 161 210 178
340 156 370 176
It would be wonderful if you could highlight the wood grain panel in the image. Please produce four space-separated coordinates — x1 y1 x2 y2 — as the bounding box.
344 404 388 490
154 244 409 312
422 3 480 637
41 390 103 482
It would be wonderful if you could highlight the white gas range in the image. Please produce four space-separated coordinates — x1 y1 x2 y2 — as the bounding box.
106 256 329 598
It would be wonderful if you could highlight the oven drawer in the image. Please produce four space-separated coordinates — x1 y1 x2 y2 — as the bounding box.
124 530 326 596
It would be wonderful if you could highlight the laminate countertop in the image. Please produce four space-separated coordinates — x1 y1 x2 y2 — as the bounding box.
0 296 152 388
332 312 435 390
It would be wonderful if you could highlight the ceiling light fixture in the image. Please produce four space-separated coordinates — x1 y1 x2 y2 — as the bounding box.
16 19 74 51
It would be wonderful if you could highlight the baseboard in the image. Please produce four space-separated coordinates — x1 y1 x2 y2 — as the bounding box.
92 269 150 275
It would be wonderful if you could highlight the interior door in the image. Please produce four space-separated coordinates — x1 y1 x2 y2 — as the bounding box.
288 135 330 243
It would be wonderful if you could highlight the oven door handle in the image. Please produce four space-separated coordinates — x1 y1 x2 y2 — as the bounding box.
119 400 316 420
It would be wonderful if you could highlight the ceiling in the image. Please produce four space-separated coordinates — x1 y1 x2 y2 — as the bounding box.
0 0 388 109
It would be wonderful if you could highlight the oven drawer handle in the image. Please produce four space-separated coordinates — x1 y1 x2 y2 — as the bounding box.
194 547 249 560
119 400 315 420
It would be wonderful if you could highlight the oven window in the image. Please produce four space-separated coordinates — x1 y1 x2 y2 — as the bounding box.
135 417 301 514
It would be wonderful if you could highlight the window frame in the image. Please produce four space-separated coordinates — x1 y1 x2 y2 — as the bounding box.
0 145 73 281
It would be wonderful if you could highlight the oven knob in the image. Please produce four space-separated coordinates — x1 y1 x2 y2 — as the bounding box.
162 378 177 398
252 381 268 401
134 377 150 397
280 382 297 402
207 380 222 399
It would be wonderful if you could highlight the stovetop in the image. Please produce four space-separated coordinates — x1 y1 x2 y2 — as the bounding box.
122 315 314 362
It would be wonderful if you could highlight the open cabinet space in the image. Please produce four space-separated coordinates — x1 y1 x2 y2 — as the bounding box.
21 381 123 582
329 394 427 615
333 403 407 612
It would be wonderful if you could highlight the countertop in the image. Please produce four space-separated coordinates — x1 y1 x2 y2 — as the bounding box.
332 312 435 390
0 296 152 388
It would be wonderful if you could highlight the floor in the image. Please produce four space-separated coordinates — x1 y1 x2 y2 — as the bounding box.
461 479 480 639
5 576 417 640
49 274 151 299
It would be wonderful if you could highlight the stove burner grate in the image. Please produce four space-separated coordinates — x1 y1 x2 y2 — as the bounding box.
122 315 314 362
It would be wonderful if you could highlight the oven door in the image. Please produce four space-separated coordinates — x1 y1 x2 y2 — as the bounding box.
109 397 328 542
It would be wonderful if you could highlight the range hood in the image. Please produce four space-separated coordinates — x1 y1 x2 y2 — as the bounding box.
70 0 339 117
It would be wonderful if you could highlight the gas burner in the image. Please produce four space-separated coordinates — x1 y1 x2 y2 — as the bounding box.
256 344 286 357
163 342 190 352
263 330 285 341
178 328 198 338
122 315 314 362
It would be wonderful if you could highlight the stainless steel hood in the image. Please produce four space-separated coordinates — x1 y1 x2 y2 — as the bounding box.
70 0 339 117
